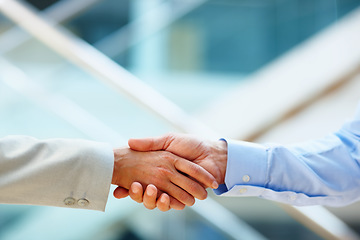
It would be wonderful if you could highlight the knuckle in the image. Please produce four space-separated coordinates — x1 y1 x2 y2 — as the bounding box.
157 167 174 179
149 175 163 187
187 182 198 193
160 151 174 162
163 133 176 148
190 164 201 175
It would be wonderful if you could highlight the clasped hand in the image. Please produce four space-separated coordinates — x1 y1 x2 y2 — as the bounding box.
111 133 227 211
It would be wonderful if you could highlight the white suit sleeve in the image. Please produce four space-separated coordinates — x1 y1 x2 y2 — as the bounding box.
0 136 114 211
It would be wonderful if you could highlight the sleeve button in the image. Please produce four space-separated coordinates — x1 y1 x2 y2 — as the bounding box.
64 197 76 206
77 198 90 207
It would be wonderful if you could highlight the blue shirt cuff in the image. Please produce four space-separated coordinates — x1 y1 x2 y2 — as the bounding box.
214 139 269 196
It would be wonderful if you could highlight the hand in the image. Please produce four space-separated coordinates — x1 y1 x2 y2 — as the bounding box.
129 133 228 184
113 181 173 211
111 147 218 209
114 133 228 211
131 183 172 212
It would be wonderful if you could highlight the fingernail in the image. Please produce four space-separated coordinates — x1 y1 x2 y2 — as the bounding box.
212 181 219 189
160 196 166 203
147 187 155 196
133 187 139 194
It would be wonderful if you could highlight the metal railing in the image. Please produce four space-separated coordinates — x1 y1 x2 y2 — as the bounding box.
0 58 125 144
0 0 103 54
0 0 217 137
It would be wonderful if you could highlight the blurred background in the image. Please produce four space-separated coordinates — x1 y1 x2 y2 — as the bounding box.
0 0 360 239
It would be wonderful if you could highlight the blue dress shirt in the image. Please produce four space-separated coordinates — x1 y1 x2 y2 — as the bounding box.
215 104 360 207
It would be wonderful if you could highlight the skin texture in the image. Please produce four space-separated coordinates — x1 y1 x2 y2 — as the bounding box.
111 146 218 209
113 133 228 211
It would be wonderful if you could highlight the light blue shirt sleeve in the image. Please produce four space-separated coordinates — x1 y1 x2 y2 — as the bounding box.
214 104 360 207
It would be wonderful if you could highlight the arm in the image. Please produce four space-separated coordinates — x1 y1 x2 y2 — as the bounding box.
125 104 360 207
216 116 360 206
0 136 217 211
0 136 114 211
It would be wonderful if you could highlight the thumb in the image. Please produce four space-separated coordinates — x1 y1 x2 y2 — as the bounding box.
113 186 129 199
128 136 167 151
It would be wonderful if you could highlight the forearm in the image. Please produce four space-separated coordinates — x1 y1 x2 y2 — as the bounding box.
215 122 360 206
0 136 114 211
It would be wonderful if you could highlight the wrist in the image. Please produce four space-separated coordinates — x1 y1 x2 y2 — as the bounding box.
214 139 228 185
112 149 118 185
112 148 127 185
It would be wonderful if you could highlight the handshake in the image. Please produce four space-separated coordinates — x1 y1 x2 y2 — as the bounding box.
111 133 228 211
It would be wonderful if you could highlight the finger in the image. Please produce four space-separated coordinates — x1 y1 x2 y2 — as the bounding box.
128 135 168 151
175 159 218 189
169 196 185 210
158 181 195 206
156 193 170 212
129 182 144 203
113 186 129 199
157 190 185 210
170 171 208 201
143 184 157 210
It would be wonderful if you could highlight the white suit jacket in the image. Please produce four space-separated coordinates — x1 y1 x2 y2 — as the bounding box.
0 136 114 211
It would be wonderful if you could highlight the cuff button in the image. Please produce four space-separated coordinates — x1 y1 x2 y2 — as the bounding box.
242 175 250 182
239 188 248 194
289 195 297 201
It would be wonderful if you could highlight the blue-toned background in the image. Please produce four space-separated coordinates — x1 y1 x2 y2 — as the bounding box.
1 0 360 239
